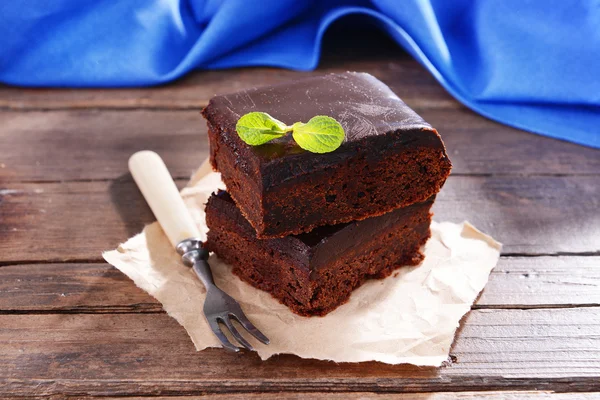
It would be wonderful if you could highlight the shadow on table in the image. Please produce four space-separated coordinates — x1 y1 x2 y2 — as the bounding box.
109 172 156 238
432 172 600 255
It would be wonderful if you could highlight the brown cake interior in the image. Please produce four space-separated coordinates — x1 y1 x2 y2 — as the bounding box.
207 122 449 239
206 191 433 317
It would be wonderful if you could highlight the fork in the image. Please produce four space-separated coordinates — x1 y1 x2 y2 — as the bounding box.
129 150 270 352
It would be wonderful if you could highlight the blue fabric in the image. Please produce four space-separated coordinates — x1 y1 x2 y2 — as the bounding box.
1 1 599 148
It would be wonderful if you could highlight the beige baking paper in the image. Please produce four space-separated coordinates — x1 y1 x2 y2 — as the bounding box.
104 170 501 366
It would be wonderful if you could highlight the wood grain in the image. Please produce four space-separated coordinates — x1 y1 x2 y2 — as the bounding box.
433 176 600 254
1 256 599 313
2 175 598 263
103 393 600 400
424 109 600 176
1 308 599 396
0 180 157 263
0 55 453 111
0 110 207 183
1 107 599 183
478 256 600 308
0 263 158 313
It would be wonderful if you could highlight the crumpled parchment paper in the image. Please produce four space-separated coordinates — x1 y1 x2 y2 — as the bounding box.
103 169 501 366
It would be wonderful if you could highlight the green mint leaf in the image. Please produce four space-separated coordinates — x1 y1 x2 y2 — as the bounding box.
291 116 345 153
236 112 289 146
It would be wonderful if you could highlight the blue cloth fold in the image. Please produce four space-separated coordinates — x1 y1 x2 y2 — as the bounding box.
1 0 599 148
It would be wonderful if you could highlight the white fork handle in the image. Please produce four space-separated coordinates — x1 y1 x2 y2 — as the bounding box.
128 150 200 248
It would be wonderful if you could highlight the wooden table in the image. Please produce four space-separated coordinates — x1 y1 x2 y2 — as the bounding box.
1 29 599 399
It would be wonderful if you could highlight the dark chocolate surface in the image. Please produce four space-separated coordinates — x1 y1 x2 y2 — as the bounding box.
202 72 447 185
210 190 433 270
207 72 431 144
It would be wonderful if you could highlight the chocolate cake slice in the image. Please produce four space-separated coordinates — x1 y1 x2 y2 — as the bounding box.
205 191 434 317
202 72 451 238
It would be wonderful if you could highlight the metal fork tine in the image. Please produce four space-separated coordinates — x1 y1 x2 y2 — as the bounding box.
230 313 270 345
208 319 240 352
175 238 270 351
222 317 254 351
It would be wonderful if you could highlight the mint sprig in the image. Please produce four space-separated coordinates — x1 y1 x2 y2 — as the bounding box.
236 112 345 153
291 116 345 154
234 112 288 146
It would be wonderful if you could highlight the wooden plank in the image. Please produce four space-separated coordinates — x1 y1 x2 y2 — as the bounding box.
0 263 159 313
0 55 454 111
432 176 600 254
0 180 155 263
422 109 600 176
1 257 598 313
0 110 207 183
1 109 599 183
2 176 598 263
1 107 599 183
1 308 599 396
478 256 600 308
103 392 600 399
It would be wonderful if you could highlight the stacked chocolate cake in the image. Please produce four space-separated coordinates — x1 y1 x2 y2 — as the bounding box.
201 72 452 316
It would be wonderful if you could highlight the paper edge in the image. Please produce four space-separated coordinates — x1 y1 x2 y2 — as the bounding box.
249 220 502 366
461 220 503 251
103 242 221 353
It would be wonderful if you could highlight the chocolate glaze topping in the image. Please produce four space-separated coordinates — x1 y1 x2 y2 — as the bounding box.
212 190 433 271
202 72 448 186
